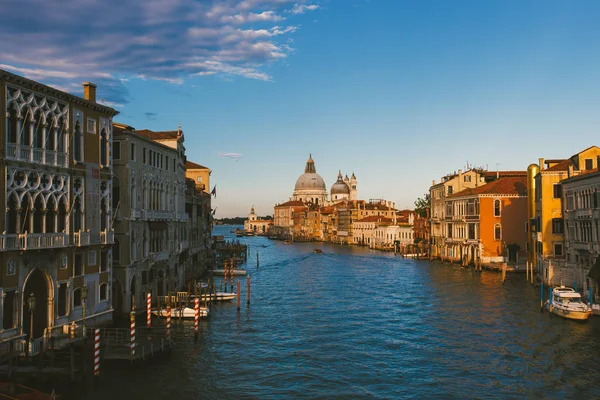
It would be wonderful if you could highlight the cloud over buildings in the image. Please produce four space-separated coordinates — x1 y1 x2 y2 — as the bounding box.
0 0 321 105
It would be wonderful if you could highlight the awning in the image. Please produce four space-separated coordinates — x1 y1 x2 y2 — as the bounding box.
149 221 168 230
588 257 600 280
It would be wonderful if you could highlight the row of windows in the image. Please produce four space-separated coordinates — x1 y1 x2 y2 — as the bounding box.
122 142 177 172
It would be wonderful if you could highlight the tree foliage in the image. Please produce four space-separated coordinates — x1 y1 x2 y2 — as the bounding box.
414 193 430 218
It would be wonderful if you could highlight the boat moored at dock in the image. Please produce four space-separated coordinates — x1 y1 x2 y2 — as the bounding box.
544 286 592 321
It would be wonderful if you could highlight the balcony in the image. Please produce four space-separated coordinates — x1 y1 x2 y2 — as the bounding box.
575 209 593 219
0 232 69 251
574 241 592 252
73 231 90 247
130 209 141 220
141 210 174 221
150 250 169 262
451 215 465 222
100 230 114 245
177 213 190 222
6 144 69 168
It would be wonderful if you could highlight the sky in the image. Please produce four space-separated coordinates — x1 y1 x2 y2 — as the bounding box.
2 0 600 217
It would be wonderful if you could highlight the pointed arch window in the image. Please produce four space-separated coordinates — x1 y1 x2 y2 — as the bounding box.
74 120 83 162
100 128 108 167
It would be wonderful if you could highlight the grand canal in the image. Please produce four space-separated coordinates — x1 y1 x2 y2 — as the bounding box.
75 226 600 399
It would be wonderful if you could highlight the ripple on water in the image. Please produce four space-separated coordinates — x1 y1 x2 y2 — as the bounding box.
73 228 600 400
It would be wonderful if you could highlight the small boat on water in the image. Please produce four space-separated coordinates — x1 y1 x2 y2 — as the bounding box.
313 248 323 254
191 292 237 302
544 286 592 321
245 231 254 236
152 306 209 318
284 241 292 245
235 230 245 237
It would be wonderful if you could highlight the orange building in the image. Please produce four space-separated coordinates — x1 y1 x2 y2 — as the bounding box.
445 176 528 266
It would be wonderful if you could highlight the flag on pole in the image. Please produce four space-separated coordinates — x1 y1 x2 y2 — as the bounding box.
211 185 217 198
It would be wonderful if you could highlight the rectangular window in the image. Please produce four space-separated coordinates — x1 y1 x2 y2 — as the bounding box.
464 175 471 182
74 253 84 276
143 148 147 164
554 243 563 256
99 284 108 301
87 118 97 134
468 223 476 240
447 223 453 238
166 156 169 170
112 142 121 160
552 218 564 234
149 150 153 166
130 143 136 161
585 158 593 171
553 184 562 199
447 186 453 195
494 224 502 240
494 200 501 217
173 159 176 171
88 250 97 266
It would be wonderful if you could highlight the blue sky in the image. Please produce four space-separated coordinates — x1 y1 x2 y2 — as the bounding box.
2 0 600 217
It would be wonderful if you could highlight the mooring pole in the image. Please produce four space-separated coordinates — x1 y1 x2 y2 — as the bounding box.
237 280 241 311
247 275 251 305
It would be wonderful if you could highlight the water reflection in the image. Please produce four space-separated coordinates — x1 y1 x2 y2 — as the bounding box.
69 226 600 399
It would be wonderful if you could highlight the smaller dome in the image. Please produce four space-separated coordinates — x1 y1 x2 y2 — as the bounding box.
331 171 350 195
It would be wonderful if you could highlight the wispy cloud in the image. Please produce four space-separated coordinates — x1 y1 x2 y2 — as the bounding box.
0 0 322 105
145 112 158 120
290 3 319 14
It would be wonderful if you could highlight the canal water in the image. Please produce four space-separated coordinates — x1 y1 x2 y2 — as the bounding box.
75 225 600 399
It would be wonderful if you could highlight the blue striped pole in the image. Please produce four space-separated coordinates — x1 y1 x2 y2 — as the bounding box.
549 286 553 312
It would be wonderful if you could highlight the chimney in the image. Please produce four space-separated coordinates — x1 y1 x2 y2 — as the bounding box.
83 82 97 103
538 158 545 171
432 180 436 186
458 169 462 175
568 164 574 178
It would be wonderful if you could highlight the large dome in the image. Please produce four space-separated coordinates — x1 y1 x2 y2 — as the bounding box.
295 173 326 190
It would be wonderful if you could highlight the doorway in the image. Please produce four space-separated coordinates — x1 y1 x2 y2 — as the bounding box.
22 269 50 340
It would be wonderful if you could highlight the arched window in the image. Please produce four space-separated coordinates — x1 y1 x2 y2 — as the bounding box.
99 283 108 301
494 224 502 240
73 288 82 307
73 121 82 161
6 105 18 144
494 199 501 217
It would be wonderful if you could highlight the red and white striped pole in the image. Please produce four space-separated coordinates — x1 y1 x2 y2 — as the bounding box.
94 329 100 376
146 292 151 328
247 275 251 305
129 311 136 361
194 297 199 340
166 304 171 335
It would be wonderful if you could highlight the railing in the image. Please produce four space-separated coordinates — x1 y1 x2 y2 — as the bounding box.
574 241 592 251
130 209 141 219
100 230 115 244
141 210 175 221
5 144 68 167
73 230 91 246
1 232 69 251
177 213 190 221
575 209 593 219
151 250 169 262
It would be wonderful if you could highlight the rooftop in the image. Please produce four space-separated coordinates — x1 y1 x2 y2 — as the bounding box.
449 176 527 197
186 160 209 170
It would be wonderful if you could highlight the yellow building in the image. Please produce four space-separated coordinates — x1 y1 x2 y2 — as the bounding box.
185 161 211 194
531 146 600 284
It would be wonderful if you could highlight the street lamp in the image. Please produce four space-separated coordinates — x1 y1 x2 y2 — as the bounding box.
82 285 88 338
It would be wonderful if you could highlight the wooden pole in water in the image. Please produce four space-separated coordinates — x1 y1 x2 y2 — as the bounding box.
540 281 544 312
502 263 507 284
237 280 241 311
549 286 553 313
247 275 251 305
194 297 199 341
130 310 136 362
94 329 100 378
257 251 259 268
147 292 151 328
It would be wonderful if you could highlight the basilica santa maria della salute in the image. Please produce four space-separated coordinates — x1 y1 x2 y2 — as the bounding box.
292 154 357 205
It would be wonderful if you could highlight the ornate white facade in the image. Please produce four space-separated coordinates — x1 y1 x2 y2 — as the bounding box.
1 70 118 348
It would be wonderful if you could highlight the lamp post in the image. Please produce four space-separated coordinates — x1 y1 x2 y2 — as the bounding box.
82 285 88 338
27 293 36 361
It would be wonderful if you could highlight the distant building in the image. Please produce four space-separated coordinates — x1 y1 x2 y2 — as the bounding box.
244 207 272 235
185 161 211 194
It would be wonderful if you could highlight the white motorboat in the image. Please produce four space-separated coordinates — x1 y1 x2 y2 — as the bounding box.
213 269 247 276
152 306 209 318
544 286 592 321
191 292 237 302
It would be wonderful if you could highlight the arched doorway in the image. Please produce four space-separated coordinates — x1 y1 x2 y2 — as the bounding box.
22 268 50 340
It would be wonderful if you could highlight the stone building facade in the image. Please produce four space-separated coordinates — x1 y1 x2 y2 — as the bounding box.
0 69 118 348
